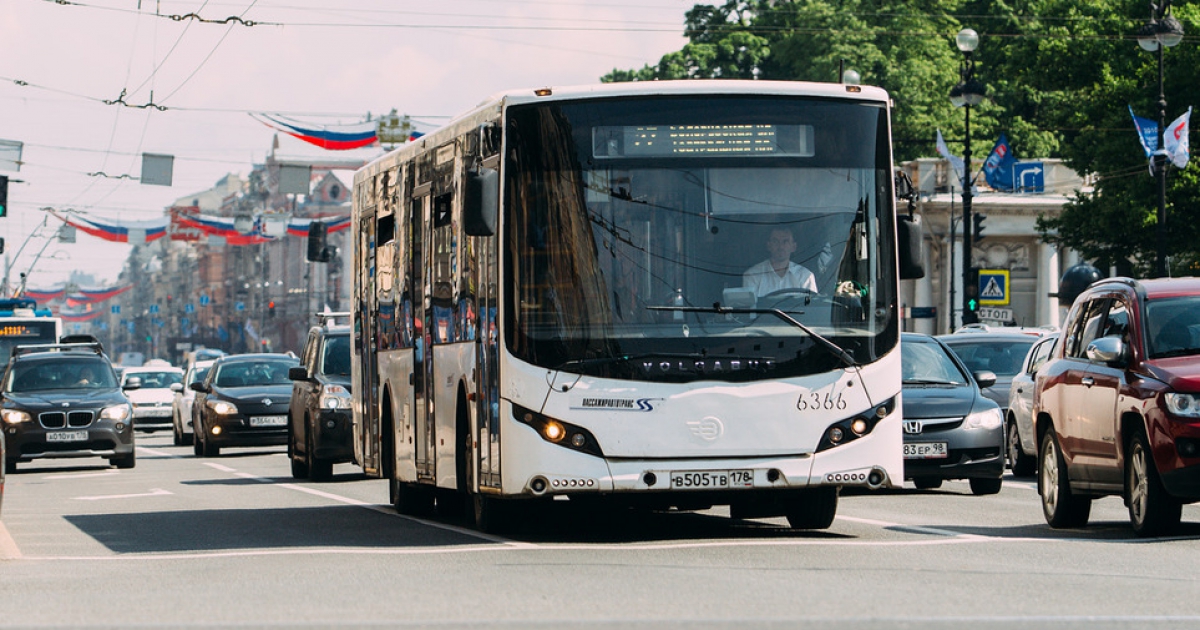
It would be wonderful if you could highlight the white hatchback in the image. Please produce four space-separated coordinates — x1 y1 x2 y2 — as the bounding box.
120 365 185 433
171 360 215 446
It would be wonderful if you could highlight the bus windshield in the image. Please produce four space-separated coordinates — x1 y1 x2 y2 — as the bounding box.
505 95 898 382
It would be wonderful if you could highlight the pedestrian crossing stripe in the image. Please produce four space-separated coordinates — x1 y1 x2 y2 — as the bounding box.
978 269 1010 306
981 277 1004 298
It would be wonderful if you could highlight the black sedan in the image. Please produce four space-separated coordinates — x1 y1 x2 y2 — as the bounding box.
900 333 1005 495
191 354 299 457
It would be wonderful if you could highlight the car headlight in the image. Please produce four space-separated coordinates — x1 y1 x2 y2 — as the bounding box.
1165 393 1200 418
320 384 351 410
1 409 32 424
101 404 132 422
964 406 1003 430
207 400 239 415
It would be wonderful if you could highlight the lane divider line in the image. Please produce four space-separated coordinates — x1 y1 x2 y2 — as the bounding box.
0 521 22 560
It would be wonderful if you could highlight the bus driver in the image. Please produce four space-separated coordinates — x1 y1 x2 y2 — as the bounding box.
743 227 823 297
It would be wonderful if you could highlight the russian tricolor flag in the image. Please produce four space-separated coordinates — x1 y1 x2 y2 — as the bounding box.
253 113 378 150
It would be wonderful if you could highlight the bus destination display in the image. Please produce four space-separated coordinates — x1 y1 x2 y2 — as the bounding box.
0 323 53 338
593 124 813 159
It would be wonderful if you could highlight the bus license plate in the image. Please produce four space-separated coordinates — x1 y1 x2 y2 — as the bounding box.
46 430 88 443
249 416 287 427
669 469 753 489
903 443 948 459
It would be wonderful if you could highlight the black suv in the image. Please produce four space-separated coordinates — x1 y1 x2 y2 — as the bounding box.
1 343 138 473
287 316 352 481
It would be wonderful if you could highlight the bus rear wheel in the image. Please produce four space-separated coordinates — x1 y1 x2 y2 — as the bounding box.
785 487 838 530
473 494 515 535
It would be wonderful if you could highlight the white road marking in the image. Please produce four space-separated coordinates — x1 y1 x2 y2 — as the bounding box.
0 521 22 560
203 462 237 472
73 488 173 501
45 471 119 480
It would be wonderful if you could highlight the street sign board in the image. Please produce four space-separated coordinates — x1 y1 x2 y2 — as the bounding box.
978 307 1014 322
978 269 1010 306
1013 162 1044 193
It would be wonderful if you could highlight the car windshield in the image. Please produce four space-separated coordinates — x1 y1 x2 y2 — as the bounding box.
941 339 1035 377
5 359 117 392
127 371 182 389
902 341 967 385
1145 296 1200 358
321 336 350 376
188 366 211 385
213 360 296 387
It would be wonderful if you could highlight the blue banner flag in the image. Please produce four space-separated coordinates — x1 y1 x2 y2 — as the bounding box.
1130 105 1158 157
984 134 1016 192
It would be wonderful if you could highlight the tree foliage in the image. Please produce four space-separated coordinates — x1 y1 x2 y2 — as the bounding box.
602 0 1200 276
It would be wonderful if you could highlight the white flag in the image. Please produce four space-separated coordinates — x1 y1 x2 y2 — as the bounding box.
1164 106 1192 169
936 130 965 183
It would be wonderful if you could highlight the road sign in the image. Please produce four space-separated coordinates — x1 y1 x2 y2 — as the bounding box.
149 304 159 314
111 305 120 314
185 303 195 313
978 269 1010 306
199 294 210 306
1013 162 1044 193
236 301 245 312
978 307 1014 322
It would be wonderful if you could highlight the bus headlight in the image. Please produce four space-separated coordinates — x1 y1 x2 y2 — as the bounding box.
512 404 604 457
101 404 132 422
1 409 31 424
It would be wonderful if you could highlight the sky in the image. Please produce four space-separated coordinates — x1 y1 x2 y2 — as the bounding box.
0 0 695 291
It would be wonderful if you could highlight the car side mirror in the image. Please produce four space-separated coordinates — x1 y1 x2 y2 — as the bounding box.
288 366 311 381
189 382 209 393
169 383 183 393
973 370 997 389
122 376 142 391
1086 336 1129 367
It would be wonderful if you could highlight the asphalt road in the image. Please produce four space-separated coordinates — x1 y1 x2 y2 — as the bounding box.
3 433 1200 629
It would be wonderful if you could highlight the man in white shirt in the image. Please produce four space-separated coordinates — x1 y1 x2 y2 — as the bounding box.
743 227 818 297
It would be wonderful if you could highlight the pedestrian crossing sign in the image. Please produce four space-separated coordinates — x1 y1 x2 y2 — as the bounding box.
978 269 1010 306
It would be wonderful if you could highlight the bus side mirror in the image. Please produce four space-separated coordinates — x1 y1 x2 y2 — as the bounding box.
897 215 925 280
463 167 498 237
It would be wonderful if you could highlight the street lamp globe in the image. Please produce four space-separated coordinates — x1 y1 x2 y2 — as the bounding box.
1158 15 1185 48
949 84 966 108
956 28 979 53
961 78 987 106
1137 20 1162 51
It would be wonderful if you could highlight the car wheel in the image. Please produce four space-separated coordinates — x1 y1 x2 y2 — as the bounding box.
1039 429 1091 528
289 417 308 479
193 425 204 457
1127 430 1182 537
913 476 942 490
784 487 839 530
307 428 333 482
1007 420 1036 477
112 450 136 470
969 476 1002 495
4 459 15 475
202 437 220 458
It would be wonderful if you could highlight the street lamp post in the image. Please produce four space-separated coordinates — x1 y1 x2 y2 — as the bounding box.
1136 1 1185 278
950 28 986 326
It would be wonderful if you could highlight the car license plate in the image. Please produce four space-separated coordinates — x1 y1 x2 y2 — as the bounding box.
249 416 287 427
669 469 753 489
46 430 88 443
903 442 948 459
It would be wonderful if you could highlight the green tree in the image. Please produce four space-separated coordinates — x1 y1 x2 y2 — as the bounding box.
603 1 1200 276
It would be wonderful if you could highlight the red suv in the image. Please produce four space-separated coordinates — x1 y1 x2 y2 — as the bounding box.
1034 277 1200 536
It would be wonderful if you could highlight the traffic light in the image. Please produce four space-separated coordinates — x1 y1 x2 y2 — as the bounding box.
0 175 8 217
972 213 987 243
963 267 981 324
268 300 276 317
307 221 329 262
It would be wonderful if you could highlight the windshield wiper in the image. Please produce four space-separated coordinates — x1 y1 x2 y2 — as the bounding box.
1155 347 1200 359
902 378 961 385
648 305 858 368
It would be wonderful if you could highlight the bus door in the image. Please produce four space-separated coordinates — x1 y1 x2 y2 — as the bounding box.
357 216 381 474
411 191 436 480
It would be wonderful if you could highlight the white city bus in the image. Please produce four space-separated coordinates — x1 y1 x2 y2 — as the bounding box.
351 80 921 532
